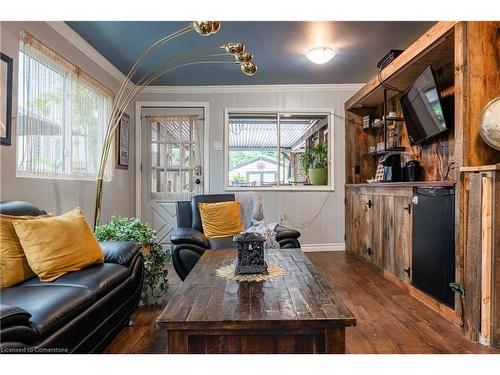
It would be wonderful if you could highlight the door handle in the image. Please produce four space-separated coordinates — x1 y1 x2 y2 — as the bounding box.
366 200 373 209
366 247 373 256
404 267 411 278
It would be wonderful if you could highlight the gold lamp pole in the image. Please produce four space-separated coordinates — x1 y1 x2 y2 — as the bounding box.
93 21 257 229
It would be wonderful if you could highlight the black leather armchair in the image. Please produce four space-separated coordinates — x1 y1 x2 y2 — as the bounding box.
0 201 144 353
170 194 301 280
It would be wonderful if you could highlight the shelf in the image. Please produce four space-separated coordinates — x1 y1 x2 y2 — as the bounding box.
363 118 404 132
460 164 500 173
345 22 456 110
366 147 405 156
366 150 386 156
346 180 456 188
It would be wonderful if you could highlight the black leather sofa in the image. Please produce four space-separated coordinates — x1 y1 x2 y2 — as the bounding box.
170 194 301 280
0 201 144 353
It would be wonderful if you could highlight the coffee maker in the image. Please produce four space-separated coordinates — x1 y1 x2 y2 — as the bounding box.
381 153 402 182
403 160 422 182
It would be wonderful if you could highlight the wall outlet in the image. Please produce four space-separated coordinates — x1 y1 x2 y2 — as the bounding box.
279 213 286 224
213 141 222 151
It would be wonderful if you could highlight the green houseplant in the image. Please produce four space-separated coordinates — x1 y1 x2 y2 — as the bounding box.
94 216 169 305
299 142 328 185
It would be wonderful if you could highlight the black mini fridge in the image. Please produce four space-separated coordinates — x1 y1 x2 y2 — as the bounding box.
412 187 455 308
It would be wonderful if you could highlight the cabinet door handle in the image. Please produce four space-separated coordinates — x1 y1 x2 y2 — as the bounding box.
403 204 411 214
367 247 373 256
366 200 373 208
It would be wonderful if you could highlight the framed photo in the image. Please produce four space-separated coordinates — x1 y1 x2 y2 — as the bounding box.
116 112 130 169
1 52 13 146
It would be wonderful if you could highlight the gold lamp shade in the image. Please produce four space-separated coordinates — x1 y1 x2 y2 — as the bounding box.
211 21 221 34
92 21 259 228
193 21 220 36
235 52 253 63
222 42 245 55
240 62 257 76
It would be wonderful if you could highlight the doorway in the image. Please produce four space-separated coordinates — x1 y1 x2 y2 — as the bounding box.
136 102 209 251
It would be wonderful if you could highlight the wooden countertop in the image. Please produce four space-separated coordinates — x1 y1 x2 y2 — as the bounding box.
346 180 456 188
460 164 500 172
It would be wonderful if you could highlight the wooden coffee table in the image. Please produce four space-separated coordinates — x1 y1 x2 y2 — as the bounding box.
156 248 355 354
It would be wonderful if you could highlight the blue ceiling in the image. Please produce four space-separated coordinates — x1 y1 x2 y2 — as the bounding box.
66 21 436 86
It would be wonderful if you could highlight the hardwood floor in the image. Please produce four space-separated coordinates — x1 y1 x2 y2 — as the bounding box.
104 251 499 354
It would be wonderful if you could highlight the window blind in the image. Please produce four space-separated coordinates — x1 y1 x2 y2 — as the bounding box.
17 31 113 180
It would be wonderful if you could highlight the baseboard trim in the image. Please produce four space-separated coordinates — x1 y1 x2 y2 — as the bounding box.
301 243 345 252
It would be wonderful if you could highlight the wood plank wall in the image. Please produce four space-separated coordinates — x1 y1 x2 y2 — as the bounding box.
345 61 455 184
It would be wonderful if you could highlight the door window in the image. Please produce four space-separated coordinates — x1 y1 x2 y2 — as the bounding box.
147 115 201 199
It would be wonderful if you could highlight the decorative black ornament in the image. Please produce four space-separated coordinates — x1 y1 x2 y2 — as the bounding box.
233 232 268 275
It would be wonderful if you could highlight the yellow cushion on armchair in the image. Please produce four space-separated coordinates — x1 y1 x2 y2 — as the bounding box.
198 201 244 239
12 208 104 281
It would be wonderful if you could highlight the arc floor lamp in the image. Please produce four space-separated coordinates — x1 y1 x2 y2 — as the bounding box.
93 21 257 228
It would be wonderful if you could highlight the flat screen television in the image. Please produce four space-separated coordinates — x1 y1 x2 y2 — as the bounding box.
400 66 447 145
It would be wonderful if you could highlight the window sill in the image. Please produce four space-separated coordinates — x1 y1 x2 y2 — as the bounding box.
15 173 112 183
225 185 335 192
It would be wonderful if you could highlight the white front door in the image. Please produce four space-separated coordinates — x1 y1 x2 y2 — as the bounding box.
140 106 205 251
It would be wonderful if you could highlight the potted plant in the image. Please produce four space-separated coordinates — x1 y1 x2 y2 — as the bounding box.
94 216 169 306
299 142 328 185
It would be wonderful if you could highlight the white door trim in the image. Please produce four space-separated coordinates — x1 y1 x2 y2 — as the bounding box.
134 101 210 219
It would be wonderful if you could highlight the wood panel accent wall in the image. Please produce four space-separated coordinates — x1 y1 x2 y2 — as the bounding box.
345 60 456 185
464 173 483 341
456 22 500 168
461 166 500 347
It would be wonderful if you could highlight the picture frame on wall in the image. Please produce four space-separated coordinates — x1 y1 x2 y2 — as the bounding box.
1 52 13 146
116 112 130 170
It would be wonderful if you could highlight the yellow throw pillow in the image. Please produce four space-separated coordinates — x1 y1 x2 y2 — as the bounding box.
12 208 104 281
0 213 49 288
198 201 244 240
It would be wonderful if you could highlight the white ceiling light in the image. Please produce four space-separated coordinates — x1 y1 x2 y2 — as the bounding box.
305 47 336 64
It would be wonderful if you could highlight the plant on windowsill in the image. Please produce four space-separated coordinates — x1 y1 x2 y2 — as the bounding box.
94 216 170 306
299 142 328 185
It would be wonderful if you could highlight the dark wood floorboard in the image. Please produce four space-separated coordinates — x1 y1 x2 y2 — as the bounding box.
104 252 499 354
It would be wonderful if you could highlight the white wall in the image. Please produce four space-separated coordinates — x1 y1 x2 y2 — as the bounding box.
0 22 135 221
0 21 362 246
136 85 362 246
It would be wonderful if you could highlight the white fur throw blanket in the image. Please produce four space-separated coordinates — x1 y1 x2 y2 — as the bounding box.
245 220 280 250
235 192 279 250
235 192 263 229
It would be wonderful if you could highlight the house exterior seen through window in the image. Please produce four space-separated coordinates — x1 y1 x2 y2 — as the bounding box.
225 110 333 191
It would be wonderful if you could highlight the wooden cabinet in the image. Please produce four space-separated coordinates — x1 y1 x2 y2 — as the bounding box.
393 196 412 282
346 193 382 266
346 182 462 329
345 186 412 278
359 194 382 266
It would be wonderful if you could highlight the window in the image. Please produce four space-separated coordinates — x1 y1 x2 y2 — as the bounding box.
16 32 113 180
225 110 333 190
